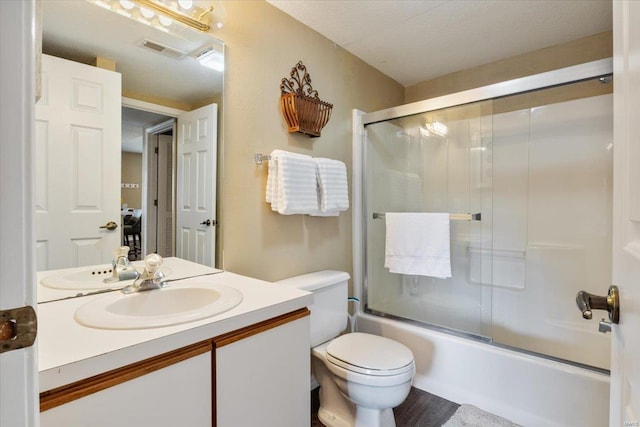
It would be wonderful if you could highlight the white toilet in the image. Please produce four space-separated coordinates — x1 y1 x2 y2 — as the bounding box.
276 271 415 427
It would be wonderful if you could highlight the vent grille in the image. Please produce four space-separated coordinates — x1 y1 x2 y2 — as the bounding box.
138 39 186 60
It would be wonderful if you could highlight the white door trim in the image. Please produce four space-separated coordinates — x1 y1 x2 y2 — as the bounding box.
0 1 38 426
122 97 185 118
142 118 176 257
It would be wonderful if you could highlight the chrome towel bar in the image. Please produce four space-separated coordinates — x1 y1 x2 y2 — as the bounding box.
372 212 481 221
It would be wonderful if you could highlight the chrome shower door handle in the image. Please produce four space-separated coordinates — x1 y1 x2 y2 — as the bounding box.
575 285 620 324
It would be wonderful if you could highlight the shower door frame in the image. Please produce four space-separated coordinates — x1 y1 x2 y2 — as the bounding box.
353 58 614 347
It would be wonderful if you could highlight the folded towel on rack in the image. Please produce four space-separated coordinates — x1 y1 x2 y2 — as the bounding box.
312 157 349 216
266 150 319 215
384 212 452 278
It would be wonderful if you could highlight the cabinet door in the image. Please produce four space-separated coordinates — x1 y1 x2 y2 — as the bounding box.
215 315 310 427
41 352 212 427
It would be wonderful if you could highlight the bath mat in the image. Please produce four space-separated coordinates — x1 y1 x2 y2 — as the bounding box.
443 404 520 427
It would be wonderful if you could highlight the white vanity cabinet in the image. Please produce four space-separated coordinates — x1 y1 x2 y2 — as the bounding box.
40 341 214 427
39 308 310 427
215 311 310 427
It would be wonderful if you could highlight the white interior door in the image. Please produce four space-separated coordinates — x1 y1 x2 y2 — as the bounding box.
0 1 38 426
35 55 121 270
611 1 640 425
176 104 218 267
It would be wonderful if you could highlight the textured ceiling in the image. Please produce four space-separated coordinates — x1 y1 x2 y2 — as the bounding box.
268 0 613 87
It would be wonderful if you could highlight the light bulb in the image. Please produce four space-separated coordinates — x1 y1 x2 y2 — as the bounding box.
158 15 173 26
119 0 135 10
177 0 193 10
139 7 154 19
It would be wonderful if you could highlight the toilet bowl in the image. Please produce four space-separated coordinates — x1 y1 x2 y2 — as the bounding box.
276 271 415 427
313 333 415 427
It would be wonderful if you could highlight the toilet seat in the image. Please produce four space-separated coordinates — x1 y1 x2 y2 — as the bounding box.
326 333 415 377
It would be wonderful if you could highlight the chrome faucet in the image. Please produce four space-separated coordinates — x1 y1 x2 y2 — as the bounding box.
103 246 140 284
122 253 168 294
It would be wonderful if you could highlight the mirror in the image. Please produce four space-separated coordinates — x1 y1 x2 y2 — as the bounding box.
37 0 224 303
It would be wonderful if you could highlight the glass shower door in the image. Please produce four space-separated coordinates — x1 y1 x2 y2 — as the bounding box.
364 100 494 338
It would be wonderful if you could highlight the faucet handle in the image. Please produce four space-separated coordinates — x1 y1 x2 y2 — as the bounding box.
144 253 163 273
113 246 131 258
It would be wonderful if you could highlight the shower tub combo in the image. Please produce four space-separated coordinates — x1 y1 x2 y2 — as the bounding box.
352 59 613 427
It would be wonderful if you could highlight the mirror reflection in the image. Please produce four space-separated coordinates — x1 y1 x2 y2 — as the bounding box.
37 0 224 303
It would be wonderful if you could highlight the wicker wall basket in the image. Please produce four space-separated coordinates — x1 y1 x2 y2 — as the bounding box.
280 61 333 138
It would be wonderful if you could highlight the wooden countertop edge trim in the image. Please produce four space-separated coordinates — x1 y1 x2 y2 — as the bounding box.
213 307 310 348
40 339 212 412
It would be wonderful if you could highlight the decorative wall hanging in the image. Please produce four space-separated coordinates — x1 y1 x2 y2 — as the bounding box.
280 61 333 138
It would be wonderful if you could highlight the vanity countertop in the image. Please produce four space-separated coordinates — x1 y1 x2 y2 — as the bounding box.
38 267 313 392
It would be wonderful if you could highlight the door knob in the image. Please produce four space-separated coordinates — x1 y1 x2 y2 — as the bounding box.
99 221 118 231
576 285 619 324
200 219 217 226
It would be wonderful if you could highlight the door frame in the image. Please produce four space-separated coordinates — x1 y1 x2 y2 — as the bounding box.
0 0 38 426
143 118 176 257
121 97 184 259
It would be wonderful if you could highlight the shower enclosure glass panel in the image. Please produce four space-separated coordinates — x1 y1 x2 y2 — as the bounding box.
365 101 494 338
363 76 612 370
489 79 612 370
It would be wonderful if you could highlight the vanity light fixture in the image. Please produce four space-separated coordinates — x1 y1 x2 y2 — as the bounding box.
119 0 135 9
87 0 223 33
177 0 193 10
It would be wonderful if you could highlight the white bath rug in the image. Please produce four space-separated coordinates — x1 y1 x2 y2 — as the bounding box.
443 404 520 427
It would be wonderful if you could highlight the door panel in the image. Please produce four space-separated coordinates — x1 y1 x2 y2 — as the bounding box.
611 1 640 425
176 104 217 267
0 1 38 425
35 55 121 270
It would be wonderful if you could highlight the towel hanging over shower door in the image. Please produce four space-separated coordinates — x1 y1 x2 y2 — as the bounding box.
384 212 452 279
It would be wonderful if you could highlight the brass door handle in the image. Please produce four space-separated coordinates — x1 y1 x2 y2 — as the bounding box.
576 285 619 324
99 221 118 231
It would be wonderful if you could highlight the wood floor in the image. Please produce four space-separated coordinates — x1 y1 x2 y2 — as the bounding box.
311 386 460 427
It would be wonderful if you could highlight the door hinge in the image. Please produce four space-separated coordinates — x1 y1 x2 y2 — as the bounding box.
154 199 158 207
154 147 159 154
0 306 37 354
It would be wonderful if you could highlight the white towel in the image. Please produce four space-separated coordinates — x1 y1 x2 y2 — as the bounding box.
266 150 319 215
312 157 349 216
384 212 451 278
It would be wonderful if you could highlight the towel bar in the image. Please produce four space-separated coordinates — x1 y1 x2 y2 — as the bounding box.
373 212 481 221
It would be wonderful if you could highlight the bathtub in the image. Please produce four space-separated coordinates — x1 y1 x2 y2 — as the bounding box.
356 313 610 427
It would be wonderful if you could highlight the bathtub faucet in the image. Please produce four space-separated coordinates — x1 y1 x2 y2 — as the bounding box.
575 286 619 324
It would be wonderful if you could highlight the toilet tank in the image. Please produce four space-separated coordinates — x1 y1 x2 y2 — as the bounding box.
275 270 350 347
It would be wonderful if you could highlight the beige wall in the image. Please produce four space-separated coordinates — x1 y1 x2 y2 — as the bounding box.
121 151 142 209
215 2 404 281
405 31 612 103
212 4 611 283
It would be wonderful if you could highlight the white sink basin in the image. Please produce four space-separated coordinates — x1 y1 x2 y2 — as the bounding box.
40 265 172 290
74 283 243 329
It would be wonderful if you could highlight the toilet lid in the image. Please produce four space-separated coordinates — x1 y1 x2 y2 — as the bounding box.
326 333 414 376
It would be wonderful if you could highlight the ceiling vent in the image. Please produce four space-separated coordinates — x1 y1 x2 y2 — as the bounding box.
138 39 187 60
